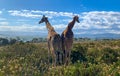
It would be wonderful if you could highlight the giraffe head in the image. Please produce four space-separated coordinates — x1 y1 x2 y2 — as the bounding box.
73 16 80 23
39 15 48 24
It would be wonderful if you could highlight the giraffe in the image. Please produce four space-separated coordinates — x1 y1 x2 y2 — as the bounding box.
61 16 80 65
39 15 62 66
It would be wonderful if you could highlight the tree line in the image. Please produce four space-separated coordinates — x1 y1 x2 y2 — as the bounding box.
0 37 118 46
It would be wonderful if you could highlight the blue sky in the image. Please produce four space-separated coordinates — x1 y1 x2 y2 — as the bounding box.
0 0 120 11
0 0 120 39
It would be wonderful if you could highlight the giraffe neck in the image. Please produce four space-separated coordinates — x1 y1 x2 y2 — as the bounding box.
45 20 54 31
68 19 76 30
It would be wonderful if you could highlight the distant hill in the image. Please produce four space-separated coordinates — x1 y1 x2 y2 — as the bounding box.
0 31 120 41
75 33 120 39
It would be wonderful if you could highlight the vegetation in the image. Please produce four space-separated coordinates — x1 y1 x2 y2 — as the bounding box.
0 39 120 76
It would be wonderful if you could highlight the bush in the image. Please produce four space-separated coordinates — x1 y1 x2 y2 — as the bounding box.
101 47 119 64
0 40 120 76
0 43 49 76
46 62 103 76
71 43 87 63
86 48 101 64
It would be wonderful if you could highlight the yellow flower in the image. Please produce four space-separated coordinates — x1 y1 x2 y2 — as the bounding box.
15 65 18 69
1 71 4 73
19 67 22 71
10 66 13 70
119 71 120 74
12 71 15 73
3 66 5 69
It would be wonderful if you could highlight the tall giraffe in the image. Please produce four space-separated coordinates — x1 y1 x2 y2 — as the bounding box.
61 16 80 65
39 15 62 66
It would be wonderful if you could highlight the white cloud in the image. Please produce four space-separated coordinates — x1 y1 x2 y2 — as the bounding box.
31 10 77 18
1 10 120 36
0 23 66 34
0 11 2 14
70 11 120 35
8 10 42 18
0 22 9 25
118 25 120 28
16 19 30 22
8 10 79 18
53 24 67 30
106 30 120 34
0 23 46 32
74 11 120 30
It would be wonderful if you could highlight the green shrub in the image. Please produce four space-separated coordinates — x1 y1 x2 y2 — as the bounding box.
71 43 87 63
0 43 49 76
101 47 119 64
86 48 101 64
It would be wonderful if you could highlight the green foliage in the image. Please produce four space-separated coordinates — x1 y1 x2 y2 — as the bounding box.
71 44 87 63
0 38 9 46
86 48 101 64
0 40 120 76
101 47 119 64
0 43 49 76
46 63 103 76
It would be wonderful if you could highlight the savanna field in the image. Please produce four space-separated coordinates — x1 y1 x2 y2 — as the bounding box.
0 39 120 76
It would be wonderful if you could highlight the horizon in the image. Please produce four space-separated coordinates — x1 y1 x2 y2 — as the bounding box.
0 0 120 39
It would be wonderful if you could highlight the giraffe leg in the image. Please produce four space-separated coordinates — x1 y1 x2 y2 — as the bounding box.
66 50 70 65
56 51 59 65
61 35 65 65
65 40 73 65
62 49 66 65
47 41 51 65
50 36 56 67
64 50 67 65
57 51 62 65
51 47 57 67
58 51 63 65
61 51 64 64
67 41 73 65
68 49 71 65
63 40 67 66
58 39 63 65
58 42 63 65
61 49 65 65
63 39 68 65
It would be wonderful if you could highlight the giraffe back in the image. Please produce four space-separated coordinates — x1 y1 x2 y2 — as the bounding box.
50 34 62 52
